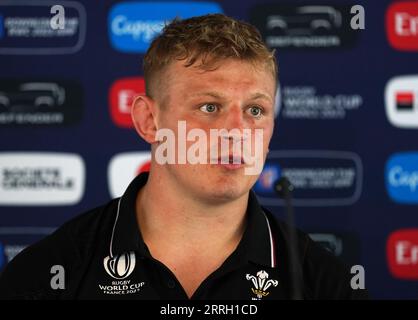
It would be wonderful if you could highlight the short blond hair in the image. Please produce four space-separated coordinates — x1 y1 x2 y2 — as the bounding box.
143 14 277 98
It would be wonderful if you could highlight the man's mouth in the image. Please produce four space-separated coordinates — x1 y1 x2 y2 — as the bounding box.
210 155 245 169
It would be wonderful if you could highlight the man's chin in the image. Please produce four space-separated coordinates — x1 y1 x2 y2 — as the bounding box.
204 189 247 204
205 179 251 203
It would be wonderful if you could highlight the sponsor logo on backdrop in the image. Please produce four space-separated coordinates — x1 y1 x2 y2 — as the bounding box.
386 1 418 51
254 150 362 206
387 229 418 279
0 153 85 205
278 86 362 120
0 227 54 270
108 151 151 198
0 1 86 55
385 76 418 128
385 152 418 204
109 77 145 128
0 80 83 126
108 1 223 53
250 4 358 49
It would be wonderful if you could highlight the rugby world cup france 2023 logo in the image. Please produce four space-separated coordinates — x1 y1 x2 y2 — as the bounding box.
103 251 136 280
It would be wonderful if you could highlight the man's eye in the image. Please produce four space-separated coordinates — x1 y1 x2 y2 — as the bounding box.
200 104 218 113
248 106 263 117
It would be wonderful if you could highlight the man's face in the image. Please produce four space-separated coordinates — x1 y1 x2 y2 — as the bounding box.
153 58 275 204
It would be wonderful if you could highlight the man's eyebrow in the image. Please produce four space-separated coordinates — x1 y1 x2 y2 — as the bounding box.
189 91 225 99
249 92 273 103
189 91 273 102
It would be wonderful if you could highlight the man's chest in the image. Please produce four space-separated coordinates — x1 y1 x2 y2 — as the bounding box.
73 251 289 300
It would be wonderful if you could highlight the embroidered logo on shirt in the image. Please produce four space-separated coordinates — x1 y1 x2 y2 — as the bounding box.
104 251 136 279
246 270 278 300
100 251 146 295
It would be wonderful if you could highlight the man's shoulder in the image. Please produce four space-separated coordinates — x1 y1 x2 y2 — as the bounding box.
263 208 368 299
21 198 118 261
0 199 118 299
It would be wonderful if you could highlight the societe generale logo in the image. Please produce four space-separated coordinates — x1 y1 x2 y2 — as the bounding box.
386 1 418 51
0 152 85 205
108 151 151 198
385 75 418 128
387 229 418 280
109 77 145 128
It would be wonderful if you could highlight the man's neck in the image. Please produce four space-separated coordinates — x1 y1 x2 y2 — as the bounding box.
135 170 249 250
135 169 249 298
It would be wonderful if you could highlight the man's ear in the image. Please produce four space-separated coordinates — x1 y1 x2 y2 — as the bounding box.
131 95 158 144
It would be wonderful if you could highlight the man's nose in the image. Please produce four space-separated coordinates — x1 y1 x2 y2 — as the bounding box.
219 105 250 144
223 104 245 130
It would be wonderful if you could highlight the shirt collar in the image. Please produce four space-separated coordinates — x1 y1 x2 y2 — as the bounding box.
109 172 148 258
109 172 276 269
236 190 276 268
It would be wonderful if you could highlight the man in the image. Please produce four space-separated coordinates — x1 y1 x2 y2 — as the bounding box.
0 14 367 299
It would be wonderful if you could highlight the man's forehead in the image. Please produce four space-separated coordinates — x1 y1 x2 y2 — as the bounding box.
166 59 275 91
171 58 271 76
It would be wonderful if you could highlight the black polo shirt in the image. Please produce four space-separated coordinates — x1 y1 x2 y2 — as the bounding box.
0 172 367 300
